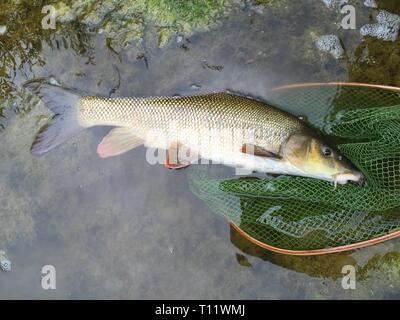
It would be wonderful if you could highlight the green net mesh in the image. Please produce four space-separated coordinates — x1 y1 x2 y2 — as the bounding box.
188 84 400 252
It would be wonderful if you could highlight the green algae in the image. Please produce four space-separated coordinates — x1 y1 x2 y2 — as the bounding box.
358 252 400 283
349 36 400 86
251 0 279 4
55 0 234 49
140 0 229 31
375 0 400 14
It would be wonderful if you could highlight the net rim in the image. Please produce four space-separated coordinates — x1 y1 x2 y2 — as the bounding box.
230 222 400 255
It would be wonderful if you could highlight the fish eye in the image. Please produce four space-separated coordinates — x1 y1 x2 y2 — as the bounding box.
321 146 332 157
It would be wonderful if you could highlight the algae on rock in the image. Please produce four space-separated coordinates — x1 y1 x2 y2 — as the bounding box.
55 0 234 49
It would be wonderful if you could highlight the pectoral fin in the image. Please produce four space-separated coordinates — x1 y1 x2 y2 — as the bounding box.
97 127 144 158
164 141 199 170
240 143 281 158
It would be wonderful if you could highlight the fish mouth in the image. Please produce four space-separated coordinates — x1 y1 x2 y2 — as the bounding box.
331 171 364 188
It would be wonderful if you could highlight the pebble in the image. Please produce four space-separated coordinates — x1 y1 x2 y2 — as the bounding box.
48 76 61 85
0 251 11 272
0 25 7 35
311 33 344 59
190 84 201 90
250 5 264 15
360 10 400 42
321 0 347 9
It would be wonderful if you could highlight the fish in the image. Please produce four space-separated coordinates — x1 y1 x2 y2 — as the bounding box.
24 79 363 186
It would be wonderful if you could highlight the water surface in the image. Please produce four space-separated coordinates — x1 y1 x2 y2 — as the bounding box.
1 0 400 299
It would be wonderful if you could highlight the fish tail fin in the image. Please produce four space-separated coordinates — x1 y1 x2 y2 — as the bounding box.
24 79 84 156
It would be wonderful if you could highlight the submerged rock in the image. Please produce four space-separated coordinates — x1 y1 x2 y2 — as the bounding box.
55 0 233 48
321 0 347 9
363 0 377 9
190 84 202 90
360 10 400 42
0 25 7 35
311 33 344 59
0 251 11 272
357 252 400 296
235 253 252 267
176 35 183 44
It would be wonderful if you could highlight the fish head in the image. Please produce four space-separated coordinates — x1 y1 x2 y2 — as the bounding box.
282 133 363 185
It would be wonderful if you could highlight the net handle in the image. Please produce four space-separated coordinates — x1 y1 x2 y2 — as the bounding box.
233 81 400 255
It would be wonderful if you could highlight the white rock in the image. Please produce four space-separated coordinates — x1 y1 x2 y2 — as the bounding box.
0 25 7 35
312 33 344 59
364 0 378 8
360 10 400 42
190 84 201 90
321 0 347 9
0 251 11 272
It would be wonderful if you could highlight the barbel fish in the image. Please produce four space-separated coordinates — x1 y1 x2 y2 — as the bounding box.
25 79 363 186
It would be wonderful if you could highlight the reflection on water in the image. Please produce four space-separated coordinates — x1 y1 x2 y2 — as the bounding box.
1 0 400 299
231 225 400 299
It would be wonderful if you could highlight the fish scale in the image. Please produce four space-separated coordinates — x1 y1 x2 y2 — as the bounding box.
79 92 305 155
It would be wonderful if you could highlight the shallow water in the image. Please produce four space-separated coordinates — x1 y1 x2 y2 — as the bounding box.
1 0 400 299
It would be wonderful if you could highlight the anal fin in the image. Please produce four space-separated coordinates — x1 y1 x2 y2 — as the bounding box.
97 127 144 158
